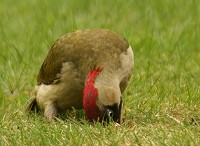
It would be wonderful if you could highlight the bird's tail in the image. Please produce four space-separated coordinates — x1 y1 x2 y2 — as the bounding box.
26 98 40 113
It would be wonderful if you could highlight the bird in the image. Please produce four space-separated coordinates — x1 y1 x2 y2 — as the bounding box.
27 29 134 123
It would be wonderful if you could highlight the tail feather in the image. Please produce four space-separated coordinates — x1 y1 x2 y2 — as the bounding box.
26 98 40 113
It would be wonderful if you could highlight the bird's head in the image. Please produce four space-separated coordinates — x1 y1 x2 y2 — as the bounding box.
83 67 122 124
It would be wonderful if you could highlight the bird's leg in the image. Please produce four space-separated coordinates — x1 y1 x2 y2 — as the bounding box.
44 102 58 121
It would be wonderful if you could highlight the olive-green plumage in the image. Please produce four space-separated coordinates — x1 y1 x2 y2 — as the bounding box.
37 29 129 85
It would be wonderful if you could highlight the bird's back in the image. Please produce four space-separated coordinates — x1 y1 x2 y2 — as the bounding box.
37 29 130 85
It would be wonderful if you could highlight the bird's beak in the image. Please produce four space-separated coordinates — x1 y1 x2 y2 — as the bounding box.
118 96 123 123
103 96 123 124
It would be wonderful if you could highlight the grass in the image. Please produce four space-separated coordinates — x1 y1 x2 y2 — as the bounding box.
0 0 200 145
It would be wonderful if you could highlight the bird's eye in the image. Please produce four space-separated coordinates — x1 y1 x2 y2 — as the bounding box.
107 109 114 118
103 103 120 123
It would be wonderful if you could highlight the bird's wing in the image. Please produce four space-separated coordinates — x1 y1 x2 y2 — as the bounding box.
37 35 74 85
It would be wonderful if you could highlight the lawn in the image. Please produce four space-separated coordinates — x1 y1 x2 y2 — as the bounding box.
0 0 200 145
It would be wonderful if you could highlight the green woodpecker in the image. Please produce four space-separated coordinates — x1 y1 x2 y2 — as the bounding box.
27 29 134 123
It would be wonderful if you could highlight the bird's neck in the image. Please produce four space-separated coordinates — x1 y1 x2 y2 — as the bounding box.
83 67 103 121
